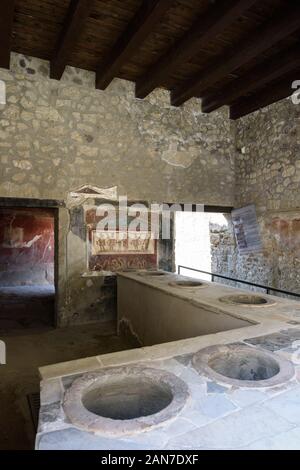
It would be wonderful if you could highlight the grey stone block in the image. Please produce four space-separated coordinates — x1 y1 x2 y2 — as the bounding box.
37 427 153 450
167 405 293 449
230 389 267 407
40 378 63 405
245 329 300 352
195 394 237 419
243 427 300 450
206 381 228 394
264 387 300 424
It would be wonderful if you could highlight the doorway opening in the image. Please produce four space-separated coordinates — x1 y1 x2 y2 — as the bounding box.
0 206 57 329
175 211 230 281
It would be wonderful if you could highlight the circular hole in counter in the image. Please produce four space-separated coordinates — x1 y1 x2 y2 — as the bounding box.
63 367 190 436
82 377 173 420
218 294 275 307
168 280 207 288
208 348 279 381
192 343 294 388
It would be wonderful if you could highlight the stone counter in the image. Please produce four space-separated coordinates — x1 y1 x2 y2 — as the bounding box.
117 271 300 346
37 273 300 450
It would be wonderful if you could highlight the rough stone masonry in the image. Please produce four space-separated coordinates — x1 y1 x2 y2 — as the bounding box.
0 53 235 204
210 99 300 296
0 52 299 325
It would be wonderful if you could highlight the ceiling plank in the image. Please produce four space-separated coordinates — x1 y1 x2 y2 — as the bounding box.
229 71 300 119
0 0 15 69
202 44 300 113
50 0 94 80
96 0 174 90
171 6 300 107
135 0 257 99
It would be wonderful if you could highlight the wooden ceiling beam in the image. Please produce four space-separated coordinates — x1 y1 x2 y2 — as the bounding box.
135 0 257 99
171 6 300 107
96 0 174 90
229 71 300 119
50 0 94 80
0 0 15 69
202 44 300 113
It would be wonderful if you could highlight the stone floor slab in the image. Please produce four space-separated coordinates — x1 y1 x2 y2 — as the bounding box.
195 394 237 419
230 389 268 407
167 405 294 449
242 427 300 450
40 378 63 405
37 427 154 450
264 387 300 424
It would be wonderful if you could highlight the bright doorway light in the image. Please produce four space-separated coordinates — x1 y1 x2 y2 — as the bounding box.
175 212 228 281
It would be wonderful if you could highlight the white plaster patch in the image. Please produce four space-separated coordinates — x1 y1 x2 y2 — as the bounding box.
161 142 197 168
13 160 32 170
66 184 118 208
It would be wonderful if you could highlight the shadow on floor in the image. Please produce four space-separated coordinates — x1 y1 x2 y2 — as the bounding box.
0 285 55 329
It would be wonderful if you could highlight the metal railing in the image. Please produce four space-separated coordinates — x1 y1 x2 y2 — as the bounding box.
177 265 300 299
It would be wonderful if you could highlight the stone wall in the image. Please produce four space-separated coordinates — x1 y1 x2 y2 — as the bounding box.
211 98 300 296
1 52 298 324
0 54 235 204
0 53 235 325
210 215 236 283
235 98 300 294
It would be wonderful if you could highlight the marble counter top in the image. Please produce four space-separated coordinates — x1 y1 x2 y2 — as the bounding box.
37 272 300 450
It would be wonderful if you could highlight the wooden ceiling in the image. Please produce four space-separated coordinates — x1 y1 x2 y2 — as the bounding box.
1 0 300 118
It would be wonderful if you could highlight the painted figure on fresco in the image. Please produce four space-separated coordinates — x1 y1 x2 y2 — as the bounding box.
92 230 155 255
